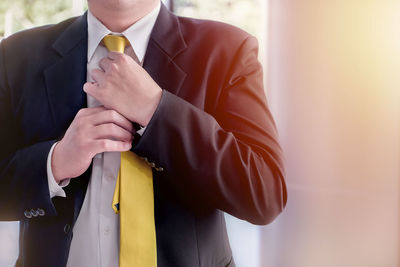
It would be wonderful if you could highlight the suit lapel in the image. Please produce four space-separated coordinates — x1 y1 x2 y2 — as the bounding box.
43 13 90 222
44 14 88 135
143 4 187 96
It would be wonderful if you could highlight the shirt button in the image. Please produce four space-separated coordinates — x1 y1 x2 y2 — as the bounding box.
104 172 114 182
104 226 110 235
37 208 45 216
155 167 164 172
24 210 32 219
30 209 38 217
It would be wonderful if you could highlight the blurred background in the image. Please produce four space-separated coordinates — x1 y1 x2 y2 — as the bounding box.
1 0 399 266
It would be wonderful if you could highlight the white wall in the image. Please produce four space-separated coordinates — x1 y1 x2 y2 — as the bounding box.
261 0 400 266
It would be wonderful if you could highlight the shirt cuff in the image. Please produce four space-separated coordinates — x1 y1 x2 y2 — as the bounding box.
47 142 70 198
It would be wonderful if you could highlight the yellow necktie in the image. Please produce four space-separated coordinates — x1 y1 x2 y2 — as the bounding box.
102 34 157 267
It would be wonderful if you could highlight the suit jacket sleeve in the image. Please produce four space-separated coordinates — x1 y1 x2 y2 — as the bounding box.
133 36 287 225
0 41 58 220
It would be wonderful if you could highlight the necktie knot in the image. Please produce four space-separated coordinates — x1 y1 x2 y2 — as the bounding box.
102 35 129 53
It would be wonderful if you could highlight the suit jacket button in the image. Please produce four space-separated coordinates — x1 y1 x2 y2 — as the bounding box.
37 208 45 216
149 162 156 168
155 167 164 172
24 211 32 219
30 209 38 217
64 224 71 234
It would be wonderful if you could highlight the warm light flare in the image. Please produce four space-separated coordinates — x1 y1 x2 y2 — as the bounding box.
264 0 400 266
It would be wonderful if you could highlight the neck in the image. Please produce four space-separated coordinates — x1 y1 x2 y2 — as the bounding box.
88 0 158 32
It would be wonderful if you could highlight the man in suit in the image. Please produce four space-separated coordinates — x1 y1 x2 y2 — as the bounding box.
0 0 287 266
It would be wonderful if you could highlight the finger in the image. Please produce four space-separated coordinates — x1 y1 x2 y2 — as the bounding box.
107 52 136 66
76 106 107 117
89 109 134 133
107 51 124 61
92 123 133 142
83 82 97 95
83 83 106 103
91 68 106 84
99 57 114 73
93 139 132 154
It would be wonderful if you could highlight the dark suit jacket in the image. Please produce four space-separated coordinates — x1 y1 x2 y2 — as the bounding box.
0 4 287 267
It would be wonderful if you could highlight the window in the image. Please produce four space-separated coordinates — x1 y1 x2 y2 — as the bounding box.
173 0 263 39
173 0 266 63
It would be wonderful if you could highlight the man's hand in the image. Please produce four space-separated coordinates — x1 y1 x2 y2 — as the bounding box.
52 107 134 183
83 52 163 127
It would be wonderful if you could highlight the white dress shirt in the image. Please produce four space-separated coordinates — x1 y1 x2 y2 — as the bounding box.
46 3 161 266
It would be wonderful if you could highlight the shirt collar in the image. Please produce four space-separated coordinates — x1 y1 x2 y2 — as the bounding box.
87 2 161 63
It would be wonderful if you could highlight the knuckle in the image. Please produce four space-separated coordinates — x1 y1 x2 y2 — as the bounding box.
115 54 126 64
109 110 118 121
76 108 86 117
110 63 118 72
101 140 110 150
121 55 130 64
